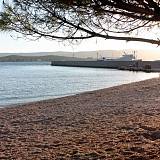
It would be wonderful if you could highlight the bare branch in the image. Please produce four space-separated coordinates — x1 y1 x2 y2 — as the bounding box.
0 0 160 45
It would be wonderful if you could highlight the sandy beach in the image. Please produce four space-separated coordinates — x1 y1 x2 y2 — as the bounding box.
0 78 160 160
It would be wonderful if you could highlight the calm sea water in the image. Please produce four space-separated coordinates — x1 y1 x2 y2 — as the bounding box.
0 62 159 106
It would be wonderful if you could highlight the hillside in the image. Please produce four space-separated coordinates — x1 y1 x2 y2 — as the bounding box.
0 49 160 60
0 50 121 59
0 55 89 62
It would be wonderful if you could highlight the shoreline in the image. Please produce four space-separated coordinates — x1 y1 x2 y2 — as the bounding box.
0 75 159 108
0 77 160 159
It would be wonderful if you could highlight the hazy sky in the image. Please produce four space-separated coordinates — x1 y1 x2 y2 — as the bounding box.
0 1 160 60
1 31 160 53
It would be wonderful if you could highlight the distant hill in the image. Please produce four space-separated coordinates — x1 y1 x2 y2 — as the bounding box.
0 50 121 58
0 55 90 62
0 49 160 60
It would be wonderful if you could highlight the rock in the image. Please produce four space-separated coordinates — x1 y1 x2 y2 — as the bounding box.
127 155 148 160
150 130 160 140
129 146 144 153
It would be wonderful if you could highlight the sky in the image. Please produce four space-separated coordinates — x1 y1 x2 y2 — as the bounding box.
1 31 160 52
1 1 160 60
1 2 160 60
1 31 160 60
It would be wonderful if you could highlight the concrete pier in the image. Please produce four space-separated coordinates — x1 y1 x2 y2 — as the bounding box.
51 60 160 72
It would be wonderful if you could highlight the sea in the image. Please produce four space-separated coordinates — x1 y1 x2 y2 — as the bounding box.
0 62 159 106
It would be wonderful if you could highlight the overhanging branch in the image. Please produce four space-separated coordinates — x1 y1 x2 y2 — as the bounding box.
1 0 160 46
98 34 160 45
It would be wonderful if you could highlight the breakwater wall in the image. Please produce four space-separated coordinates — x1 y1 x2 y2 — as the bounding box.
51 60 160 72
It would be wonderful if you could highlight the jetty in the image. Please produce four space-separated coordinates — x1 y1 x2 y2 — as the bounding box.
51 60 160 72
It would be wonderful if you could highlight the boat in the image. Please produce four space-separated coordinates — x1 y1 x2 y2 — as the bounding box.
97 51 139 61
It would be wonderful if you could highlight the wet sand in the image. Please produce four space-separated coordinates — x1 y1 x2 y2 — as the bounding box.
0 78 160 160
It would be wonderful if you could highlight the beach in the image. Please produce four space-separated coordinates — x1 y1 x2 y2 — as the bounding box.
0 78 160 160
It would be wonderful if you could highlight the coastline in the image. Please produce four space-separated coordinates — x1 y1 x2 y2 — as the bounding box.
0 78 160 159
